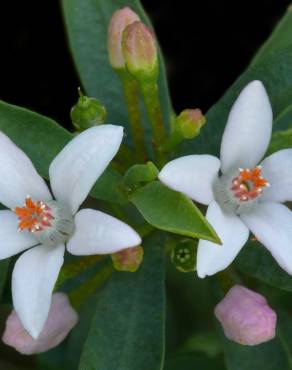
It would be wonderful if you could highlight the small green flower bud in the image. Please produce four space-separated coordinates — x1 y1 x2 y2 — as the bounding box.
108 7 140 70
176 109 206 139
122 21 158 81
171 240 196 273
111 246 144 272
70 90 107 131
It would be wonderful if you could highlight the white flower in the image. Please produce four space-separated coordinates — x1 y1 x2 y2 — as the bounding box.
159 80 292 278
0 125 141 339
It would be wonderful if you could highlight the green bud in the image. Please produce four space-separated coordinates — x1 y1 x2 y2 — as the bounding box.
175 109 206 139
122 21 158 81
70 89 107 131
171 240 197 273
111 246 144 272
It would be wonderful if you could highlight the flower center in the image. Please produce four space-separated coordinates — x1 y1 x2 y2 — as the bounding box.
230 167 270 202
213 166 270 215
14 197 74 247
15 197 54 232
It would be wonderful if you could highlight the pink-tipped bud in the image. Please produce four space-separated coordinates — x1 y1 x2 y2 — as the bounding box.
176 109 206 139
111 246 144 272
108 7 140 69
2 293 78 355
122 21 158 80
215 285 277 346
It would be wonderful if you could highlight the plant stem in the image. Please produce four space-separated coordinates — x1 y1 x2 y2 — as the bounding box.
140 80 166 166
120 72 147 163
160 127 184 153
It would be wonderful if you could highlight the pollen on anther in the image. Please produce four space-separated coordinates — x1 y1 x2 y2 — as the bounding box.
14 197 54 233
231 166 269 202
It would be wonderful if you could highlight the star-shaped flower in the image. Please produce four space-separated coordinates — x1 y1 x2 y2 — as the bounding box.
159 80 292 278
0 125 141 338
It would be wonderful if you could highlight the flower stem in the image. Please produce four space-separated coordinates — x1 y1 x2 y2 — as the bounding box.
140 80 166 166
119 71 147 163
160 127 184 153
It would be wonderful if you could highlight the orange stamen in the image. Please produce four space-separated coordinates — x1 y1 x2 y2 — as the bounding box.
14 197 53 232
231 166 269 202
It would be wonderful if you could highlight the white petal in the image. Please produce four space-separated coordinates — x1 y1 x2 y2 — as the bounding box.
197 201 249 278
49 125 123 215
0 132 52 209
260 149 292 202
241 202 292 275
159 155 220 205
67 209 141 255
0 210 37 259
220 81 272 174
12 244 65 339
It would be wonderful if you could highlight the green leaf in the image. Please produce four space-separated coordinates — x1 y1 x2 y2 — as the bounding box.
0 100 70 178
267 128 292 155
130 181 220 243
0 260 10 298
79 234 165 370
222 338 290 370
251 5 292 67
236 242 292 292
0 100 125 204
91 168 127 204
61 0 172 136
277 310 292 367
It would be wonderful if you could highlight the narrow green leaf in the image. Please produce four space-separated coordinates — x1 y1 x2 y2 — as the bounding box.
130 181 220 243
0 100 70 178
79 234 165 370
222 338 290 370
61 0 172 138
0 260 10 298
251 5 292 67
267 128 292 155
236 243 292 292
277 310 292 367
0 100 125 204
274 103 292 130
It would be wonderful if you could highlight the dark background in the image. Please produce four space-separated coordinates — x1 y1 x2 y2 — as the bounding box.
0 0 290 127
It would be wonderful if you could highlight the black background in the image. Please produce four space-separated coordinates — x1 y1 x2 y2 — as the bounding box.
0 1 290 127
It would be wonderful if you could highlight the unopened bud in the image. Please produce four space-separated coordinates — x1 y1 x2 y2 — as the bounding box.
175 109 206 139
2 293 78 354
122 21 158 81
70 89 107 131
171 240 196 272
215 285 277 346
108 7 140 69
111 245 144 272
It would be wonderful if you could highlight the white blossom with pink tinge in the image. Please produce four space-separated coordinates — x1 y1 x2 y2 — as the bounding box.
2 293 78 354
215 285 276 345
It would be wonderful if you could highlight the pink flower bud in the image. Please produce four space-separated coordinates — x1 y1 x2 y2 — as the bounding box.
176 109 206 139
111 245 144 272
122 21 158 80
215 285 276 346
108 7 140 69
2 293 78 355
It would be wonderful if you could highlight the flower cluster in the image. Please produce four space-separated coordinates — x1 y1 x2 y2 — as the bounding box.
2 5 292 357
